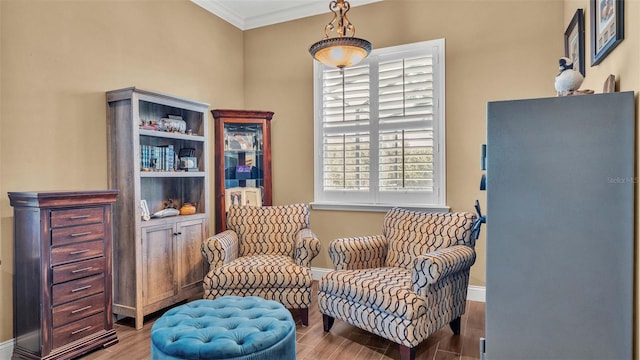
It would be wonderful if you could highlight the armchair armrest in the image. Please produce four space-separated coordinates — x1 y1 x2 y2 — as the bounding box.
200 230 239 272
328 235 387 270
294 228 321 267
412 245 476 295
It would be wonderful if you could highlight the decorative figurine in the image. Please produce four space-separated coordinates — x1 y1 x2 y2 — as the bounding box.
164 198 178 209
555 57 584 96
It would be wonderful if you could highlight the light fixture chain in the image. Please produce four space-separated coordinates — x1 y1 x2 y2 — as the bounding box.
324 0 356 39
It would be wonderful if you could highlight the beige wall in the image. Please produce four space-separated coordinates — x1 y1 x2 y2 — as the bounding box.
243 0 564 286
0 0 244 343
563 0 640 356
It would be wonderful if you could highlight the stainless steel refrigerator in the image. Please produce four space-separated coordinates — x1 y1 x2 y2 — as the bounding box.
483 92 634 360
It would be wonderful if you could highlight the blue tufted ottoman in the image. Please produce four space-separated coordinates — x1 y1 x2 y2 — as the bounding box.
150 296 296 360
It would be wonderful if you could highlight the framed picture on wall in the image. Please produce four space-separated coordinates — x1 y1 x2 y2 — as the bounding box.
564 9 585 76
591 0 624 65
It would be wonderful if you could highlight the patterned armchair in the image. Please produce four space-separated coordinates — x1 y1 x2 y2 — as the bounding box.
201 203 320 325
318 208 478 360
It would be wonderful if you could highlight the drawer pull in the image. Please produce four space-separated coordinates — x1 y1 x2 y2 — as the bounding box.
71 267 93 274
70 232 92 237
70 285 92 293
70 215 91 220
71 305 92 314
69 249 90 255
71 326 92 335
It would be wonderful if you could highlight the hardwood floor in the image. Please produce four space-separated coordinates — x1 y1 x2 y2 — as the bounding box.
81 282 485 360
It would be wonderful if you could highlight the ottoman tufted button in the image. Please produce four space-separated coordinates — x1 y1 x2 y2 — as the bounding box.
151 297 295 360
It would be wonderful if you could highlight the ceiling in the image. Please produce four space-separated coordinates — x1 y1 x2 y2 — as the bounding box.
191 0 383 31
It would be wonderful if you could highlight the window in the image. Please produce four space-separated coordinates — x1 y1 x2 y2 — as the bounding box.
313 39 446 212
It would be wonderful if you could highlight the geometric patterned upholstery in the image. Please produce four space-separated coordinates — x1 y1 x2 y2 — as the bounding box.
318 208 477 360
227 204 310 258
384 208 477 269
319 267 426 320
201 203 320 325
205 255 312 290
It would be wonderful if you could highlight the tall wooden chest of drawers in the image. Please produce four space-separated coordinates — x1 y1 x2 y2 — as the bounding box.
8 191 119 360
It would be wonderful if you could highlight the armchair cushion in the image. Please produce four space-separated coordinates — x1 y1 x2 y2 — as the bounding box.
318 267 426 320
205 254 312 290
226 203 309 257
384 209 477 269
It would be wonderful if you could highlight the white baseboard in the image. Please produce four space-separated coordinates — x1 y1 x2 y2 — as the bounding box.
466 285 486 302
312 267 486 303
0 338 13 360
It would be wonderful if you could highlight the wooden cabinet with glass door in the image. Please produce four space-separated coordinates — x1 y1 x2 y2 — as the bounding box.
212 110 273 232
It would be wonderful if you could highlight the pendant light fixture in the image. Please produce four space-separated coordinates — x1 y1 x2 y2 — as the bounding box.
309 0 372 69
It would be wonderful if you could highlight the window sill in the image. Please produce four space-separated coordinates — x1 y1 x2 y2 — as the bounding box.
310 202 450 213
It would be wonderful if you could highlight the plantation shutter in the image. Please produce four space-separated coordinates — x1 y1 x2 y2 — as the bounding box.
378 55 435 193
314 39 445 208
321 64 371 192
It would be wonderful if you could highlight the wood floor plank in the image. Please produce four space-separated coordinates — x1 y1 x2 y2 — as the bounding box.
330 337 375 360
434 349 460 360
78 281 484 360
467 302 485 331
296 343 315 359
459 326 483 358
428 327 463 353
303 332 348 360
351 345 386 360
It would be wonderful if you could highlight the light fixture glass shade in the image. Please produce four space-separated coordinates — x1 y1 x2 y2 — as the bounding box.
309 0 372 69
310 37 372 68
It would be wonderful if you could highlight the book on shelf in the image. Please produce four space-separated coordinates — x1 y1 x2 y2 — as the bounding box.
141 144 175 171
224 187 262 212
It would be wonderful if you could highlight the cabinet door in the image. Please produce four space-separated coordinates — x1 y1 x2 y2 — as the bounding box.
141 223 177 306
176 219 206 292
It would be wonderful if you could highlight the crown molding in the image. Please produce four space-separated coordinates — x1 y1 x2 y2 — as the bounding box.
192 0 383 31
192 0 245 29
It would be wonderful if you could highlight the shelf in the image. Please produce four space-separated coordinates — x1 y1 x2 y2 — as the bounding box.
224 149 263 154
140 171 205 178
140 213 208 227
139 129 205 142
